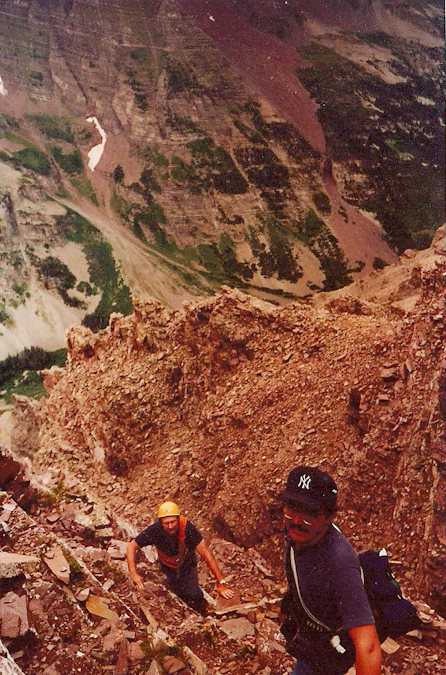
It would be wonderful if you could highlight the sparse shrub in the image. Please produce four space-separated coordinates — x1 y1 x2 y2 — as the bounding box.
112 164 124 183
313 191 331 215
51 146 83 174
165 57 196 95
372 257 387 270
28 114 74 142
299 209 324 244
14 147 50 175
28 70 43 86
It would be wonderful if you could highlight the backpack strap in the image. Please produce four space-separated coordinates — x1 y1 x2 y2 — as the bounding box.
289 545 341 634
156 516 188 569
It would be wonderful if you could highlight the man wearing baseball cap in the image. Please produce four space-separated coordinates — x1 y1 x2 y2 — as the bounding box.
279 466 381 675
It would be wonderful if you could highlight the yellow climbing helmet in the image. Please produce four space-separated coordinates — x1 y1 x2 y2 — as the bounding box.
158 501 180 519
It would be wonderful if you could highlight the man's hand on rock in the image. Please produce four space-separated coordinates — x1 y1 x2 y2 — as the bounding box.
131 573 144 591
216 581 234 599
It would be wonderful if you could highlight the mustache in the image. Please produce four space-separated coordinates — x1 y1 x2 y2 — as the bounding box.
286 523 310 534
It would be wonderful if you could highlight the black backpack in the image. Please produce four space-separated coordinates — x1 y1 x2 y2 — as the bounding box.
358 548 421 642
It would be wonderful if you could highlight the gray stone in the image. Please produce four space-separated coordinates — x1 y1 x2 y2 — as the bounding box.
146 662 162 675
107 540 128 560
128 641 145 662
219 617 256 640
162 654 186 674
0 552 40 579
43 546 70 584
0 593 28 638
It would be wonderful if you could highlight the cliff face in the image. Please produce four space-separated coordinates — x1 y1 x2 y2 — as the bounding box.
0 0 443 356
11 226 442 620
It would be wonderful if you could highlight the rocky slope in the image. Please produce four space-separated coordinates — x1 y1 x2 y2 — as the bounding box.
0 0 443 357
0 226 444 673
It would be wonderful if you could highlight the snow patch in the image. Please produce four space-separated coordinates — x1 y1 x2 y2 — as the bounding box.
0 76 7 96
86 116 107 171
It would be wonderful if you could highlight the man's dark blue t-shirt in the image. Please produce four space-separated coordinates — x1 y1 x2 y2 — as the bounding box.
135 519 203 571
284 524 375 633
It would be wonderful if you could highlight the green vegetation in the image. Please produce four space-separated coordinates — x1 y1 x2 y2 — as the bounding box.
134 201 166 230
67 555 85 584
243 100 270 138
13 146 50 175
232 118 265 144
298 209 324 245
58 210 132 331
197 234 252 285
313 191 331 215
28 70 44 86
296 43 444 251
235 146 289 190
165 57 197 96
37 256 84 307
70 175 98 204
0 347 66 403
112 164 124 183
110 189 131 221
171 137 248 195
294 209 352 290
0 114 19 131
268 121 320 164
249 217 302 283
0 303 10 324
51 146 83 174
165 111 202 134
141 146 169 167
28 114 74 142
140 167 162 193
3 129 34 148
130 46 152 65
124 66 149 111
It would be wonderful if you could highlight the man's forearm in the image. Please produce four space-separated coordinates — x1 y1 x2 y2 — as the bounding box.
126 540 144 590
196 541 224 581
350 624 381 675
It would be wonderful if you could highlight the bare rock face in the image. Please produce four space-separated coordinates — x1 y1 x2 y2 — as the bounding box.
10 396 40 460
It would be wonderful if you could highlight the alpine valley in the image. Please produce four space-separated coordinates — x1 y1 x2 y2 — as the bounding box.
0 0 443 357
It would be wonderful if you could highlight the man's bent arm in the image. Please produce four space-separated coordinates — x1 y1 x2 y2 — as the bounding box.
126 539 144 591
195 540 234 599
349 624 381 675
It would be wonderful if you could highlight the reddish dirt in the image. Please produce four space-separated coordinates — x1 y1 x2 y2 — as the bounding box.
177 0 326 154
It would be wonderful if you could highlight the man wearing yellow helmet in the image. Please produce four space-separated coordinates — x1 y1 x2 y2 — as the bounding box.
126 501 234 613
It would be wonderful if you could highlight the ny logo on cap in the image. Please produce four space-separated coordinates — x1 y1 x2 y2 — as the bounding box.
298 474 311 490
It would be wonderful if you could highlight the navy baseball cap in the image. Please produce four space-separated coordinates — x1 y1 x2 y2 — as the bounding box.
278 466 338 513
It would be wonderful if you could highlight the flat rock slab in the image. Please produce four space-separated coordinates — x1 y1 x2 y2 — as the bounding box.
0 552 40 579
43 546 70 584
162 655 187 674
215 589 243 615
86 594 120 622
0 592 28 638
219 617 256 640
107 540 128 560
